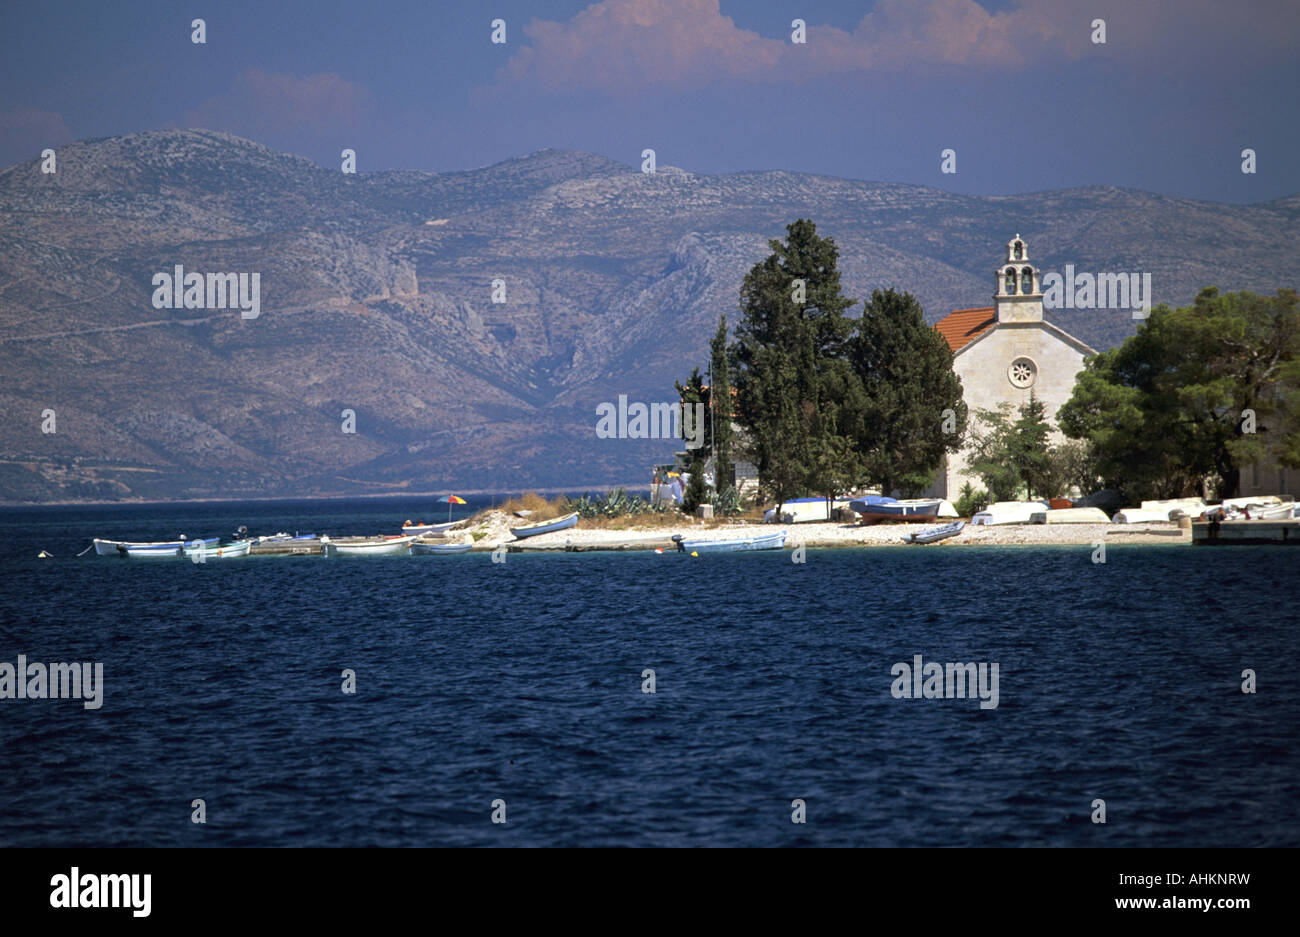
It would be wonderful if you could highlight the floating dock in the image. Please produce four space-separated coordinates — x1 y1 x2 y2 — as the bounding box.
1193 519 1300 545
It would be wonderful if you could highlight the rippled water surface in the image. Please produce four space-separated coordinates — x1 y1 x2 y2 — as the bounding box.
1 500 1296 846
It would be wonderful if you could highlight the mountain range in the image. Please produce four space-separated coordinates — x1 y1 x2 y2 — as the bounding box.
2 129 1298 503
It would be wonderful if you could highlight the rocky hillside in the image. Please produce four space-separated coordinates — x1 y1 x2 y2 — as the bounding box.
2 130 1297 502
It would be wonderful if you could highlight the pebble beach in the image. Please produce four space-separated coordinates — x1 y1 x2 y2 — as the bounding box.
449 510 1192 551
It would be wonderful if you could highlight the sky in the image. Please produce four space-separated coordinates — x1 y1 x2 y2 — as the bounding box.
1 0 1298 202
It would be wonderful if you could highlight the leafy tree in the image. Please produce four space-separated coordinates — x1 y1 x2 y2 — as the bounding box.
952 481 988 517
1011 394 1053 497
681 455 709 515
1058 288 1300 499
732 219 857 510
843 288 968 496
965 395 1060 500
966 404 1024 502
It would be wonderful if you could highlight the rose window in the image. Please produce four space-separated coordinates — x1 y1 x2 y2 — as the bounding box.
1008 357 1037 388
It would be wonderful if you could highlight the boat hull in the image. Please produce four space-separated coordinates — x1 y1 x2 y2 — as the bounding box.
509 512 579 539
854 499 942 524
411 542 473 555
186 540 252 559
322 535 417 557
678 531 787 552
401 521 457 537
98 537 220 557
902 521 966 544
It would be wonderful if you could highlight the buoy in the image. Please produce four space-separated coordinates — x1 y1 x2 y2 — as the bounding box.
654 548 663 554
690 551 699 557
37 550 52 558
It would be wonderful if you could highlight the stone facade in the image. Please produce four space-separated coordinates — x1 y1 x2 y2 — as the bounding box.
929 236 1097 500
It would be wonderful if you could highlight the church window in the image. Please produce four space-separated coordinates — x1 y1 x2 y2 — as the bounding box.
1008 357 1037 388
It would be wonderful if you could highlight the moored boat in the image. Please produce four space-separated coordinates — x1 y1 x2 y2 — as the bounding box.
321 535 417 557
509 512 579 539
185 539 252 559
96 537 220 558
901 521 965 544
411 541 473 555
674 530 787 553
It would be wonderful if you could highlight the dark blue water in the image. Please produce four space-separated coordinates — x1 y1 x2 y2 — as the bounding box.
1 500 1296 847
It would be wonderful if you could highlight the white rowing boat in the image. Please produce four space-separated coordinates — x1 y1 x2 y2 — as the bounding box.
321 535 417 557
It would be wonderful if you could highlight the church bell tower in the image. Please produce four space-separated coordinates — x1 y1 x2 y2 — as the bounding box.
994 234 1043 323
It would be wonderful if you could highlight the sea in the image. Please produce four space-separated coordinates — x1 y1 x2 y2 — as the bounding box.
0 497 1296 847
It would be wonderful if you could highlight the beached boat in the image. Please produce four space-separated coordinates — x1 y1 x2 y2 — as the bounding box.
970 501 1048 526
400 520 457 537
411 541 473 555
848 495 895 517
1222 495 1287 511
1141 498 1207 518
936 500 960 518
762 497 856 523
95 537 219 558
854 498 942 524
1030 507 1111 524
901 521 965 544
321 535 417 557
509 512 579 539
1112 508 1173 523
674 530 787 553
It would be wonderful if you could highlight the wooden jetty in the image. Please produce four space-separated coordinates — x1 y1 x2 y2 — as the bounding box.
1193 518 1300 545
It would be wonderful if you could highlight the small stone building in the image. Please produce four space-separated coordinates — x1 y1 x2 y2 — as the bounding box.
928 235 1097 500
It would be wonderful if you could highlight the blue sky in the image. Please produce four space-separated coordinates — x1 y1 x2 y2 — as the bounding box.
2 0 1297 201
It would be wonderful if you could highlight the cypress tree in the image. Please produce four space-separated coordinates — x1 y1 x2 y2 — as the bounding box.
844 288 968 496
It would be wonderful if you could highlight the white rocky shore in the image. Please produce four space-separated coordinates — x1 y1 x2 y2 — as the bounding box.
449 510 1191 551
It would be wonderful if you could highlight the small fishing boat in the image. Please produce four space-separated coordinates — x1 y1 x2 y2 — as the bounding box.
185 539 252 559
411 541 473 555
853 498 942 524
400 520 457 537
509 512 579 539
901 520 965 544
673 530 787 553
321 535 417 557
96 537 220 558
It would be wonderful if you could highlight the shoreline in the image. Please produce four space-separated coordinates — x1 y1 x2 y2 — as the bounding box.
456 515 1194 551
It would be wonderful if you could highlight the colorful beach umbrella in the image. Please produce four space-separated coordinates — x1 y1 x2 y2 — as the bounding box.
437 494 467 521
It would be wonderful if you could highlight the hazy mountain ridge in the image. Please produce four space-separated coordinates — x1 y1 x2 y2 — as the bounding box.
2 130 1297 502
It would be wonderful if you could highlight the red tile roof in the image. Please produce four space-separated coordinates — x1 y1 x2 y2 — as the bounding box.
935 307 996 353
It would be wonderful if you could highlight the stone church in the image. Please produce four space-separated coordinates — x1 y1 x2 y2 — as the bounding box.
928 235 1096 500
